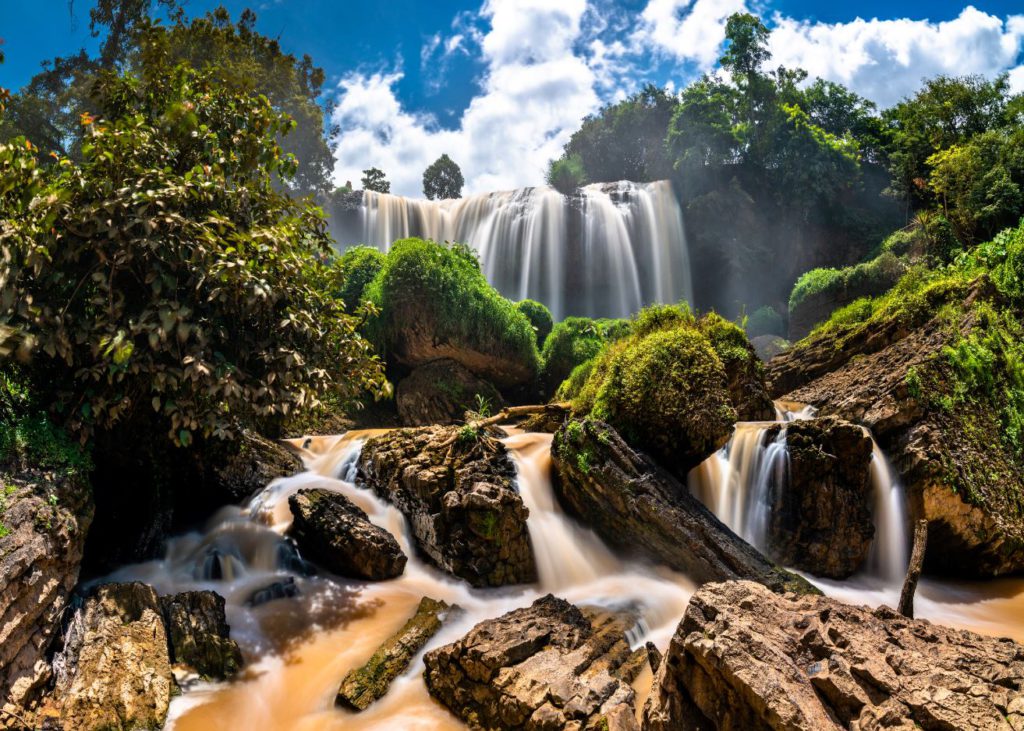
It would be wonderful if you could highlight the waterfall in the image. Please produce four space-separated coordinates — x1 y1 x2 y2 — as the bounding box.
325 180 693 320
866 438 911 583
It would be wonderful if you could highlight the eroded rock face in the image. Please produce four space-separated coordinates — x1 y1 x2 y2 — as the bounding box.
395 359 503 427
212 429 302 503
766 417 874 578
160 591 242 681
287 488 406 581
423 595 640 731
645 580 1024 731
358 426 536 587
551 419 815 595
0 468 93 718
50 582 172 731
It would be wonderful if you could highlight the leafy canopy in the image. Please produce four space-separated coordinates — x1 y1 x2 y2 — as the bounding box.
422 153 464 200
361 167 391 194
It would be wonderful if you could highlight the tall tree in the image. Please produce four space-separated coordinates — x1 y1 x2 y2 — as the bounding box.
422 154 464 200
361 167 391 194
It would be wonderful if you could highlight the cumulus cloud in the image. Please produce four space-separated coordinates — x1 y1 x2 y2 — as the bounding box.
633 0 749 67
769 7 1024 107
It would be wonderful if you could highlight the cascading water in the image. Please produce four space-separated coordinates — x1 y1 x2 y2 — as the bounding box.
325 180 692 320
866 438 910 583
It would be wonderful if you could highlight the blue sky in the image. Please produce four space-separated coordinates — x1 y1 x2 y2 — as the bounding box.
2 0 1024 196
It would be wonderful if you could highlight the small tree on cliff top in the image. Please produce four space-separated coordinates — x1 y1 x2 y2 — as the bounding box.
361 167 391 194
422 153 464 200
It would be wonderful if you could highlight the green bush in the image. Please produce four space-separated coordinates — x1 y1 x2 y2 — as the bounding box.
540 317 617 393
746 306 784 337
789 252 907 315
0 370 91 474
516 299 554 348
789 268 844 311
546 153 587 194
364 238 540 377
334 246 385 313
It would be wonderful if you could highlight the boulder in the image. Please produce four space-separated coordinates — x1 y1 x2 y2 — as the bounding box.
336 597 455 711
159 591 242 681
287 488 406 581
49 582 172 731
394 359 503 427
765 417 875 578
211 429 302 503
769 294 1024 577
644 580 1024 731
0 468 93 719
358 426 536 587
423 595 640 730
246 577 301 607
551 419 816 595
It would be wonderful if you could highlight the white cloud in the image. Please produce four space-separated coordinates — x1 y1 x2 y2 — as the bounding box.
332 0 600 197
633 0 749 67
1010 65 1024 95
768 7 1024 107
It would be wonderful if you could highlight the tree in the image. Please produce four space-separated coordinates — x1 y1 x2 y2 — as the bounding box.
720 13 771 82
0 62 387 444
546 153 586 194
362 167 391 194
422 153 464 200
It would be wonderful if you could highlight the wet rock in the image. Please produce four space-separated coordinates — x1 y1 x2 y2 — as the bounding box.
516 402 571 434
765 417 875 578
0 468 93 719
551 418 816 594
160 591 242 681
287 488 406 581
423 594 640 730
644 580 1024 731
358 426 536 587
337 597 456 711
395 359 503 426
246 577 301 607
212 429 302 503
49 582 172 731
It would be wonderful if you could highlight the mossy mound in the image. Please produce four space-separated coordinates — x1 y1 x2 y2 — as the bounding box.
515 299 553 349
539 316 625 395
333 245 385 313
697 313 776 420
364 238 540 387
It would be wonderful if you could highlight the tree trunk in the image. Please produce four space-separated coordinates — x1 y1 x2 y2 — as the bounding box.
898 520 928 618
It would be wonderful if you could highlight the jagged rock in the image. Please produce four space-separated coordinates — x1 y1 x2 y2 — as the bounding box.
337 597 455 711
358 426 536 587
423 595 640 730
49 582 172 731
551 419 815 594
644 580 1024 731
769 295 1024 577
246 577 300 607
0 468 93 720
287 488 406 581
160 591 242 681
212 429 302 503
395 359 503 426
765 417 874 578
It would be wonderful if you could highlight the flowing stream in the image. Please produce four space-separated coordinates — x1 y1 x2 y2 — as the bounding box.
326 181 692 320
97 422 1024 729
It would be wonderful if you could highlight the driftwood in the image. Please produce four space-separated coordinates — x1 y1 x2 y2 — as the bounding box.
898 519 928 618
438 403 572 451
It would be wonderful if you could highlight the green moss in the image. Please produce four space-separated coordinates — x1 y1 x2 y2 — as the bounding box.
457 424 479 443
555 359 597 402
364 238 540 375
540 317 610 393
905 366 923 400
789 252 907 314
515 299 554 349
333 245 385 313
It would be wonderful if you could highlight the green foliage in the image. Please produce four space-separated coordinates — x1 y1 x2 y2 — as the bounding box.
334 246 385 313
422 153 464 200
746 306 784 337
457 424 479 443
363 238 540 376
555 359 597 403
789 252 908 313
0 370 91 474
546 153 586 194
515 299 553 349
361 167 390 194
720 13 771 80
0 63 387 444
540 317 613 393
905 366 923 400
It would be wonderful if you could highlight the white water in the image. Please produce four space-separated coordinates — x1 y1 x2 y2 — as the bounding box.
328 180 692 320
866 438 911 583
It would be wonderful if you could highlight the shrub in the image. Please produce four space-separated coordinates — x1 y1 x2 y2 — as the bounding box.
0 64 387 444
789 268 844 312
746 305 784 337
546 153 587 194
364 238 540 378
540 317 609 393
334 246 385 313
0 370 91 474
516 299 554 349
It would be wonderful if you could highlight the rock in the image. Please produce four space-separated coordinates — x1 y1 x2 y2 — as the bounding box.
551 418 816 595
768 295 1024 577
287 488 406 581
516 402 570 434
395 359 503 426
358 426 536 587
644 580 1024 731
246 577 300 607
159 591 242 681
765 417 875 578
423 595 640 730
337 597 455 711
0 468 93 719
750 334 789 362
211 429 302 503
49 582 172 731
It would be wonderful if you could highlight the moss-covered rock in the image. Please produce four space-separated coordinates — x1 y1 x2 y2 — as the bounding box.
539 316 618 395
160 590 242 681
364 238 540 387
515 299 553 349
697 312 776 421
